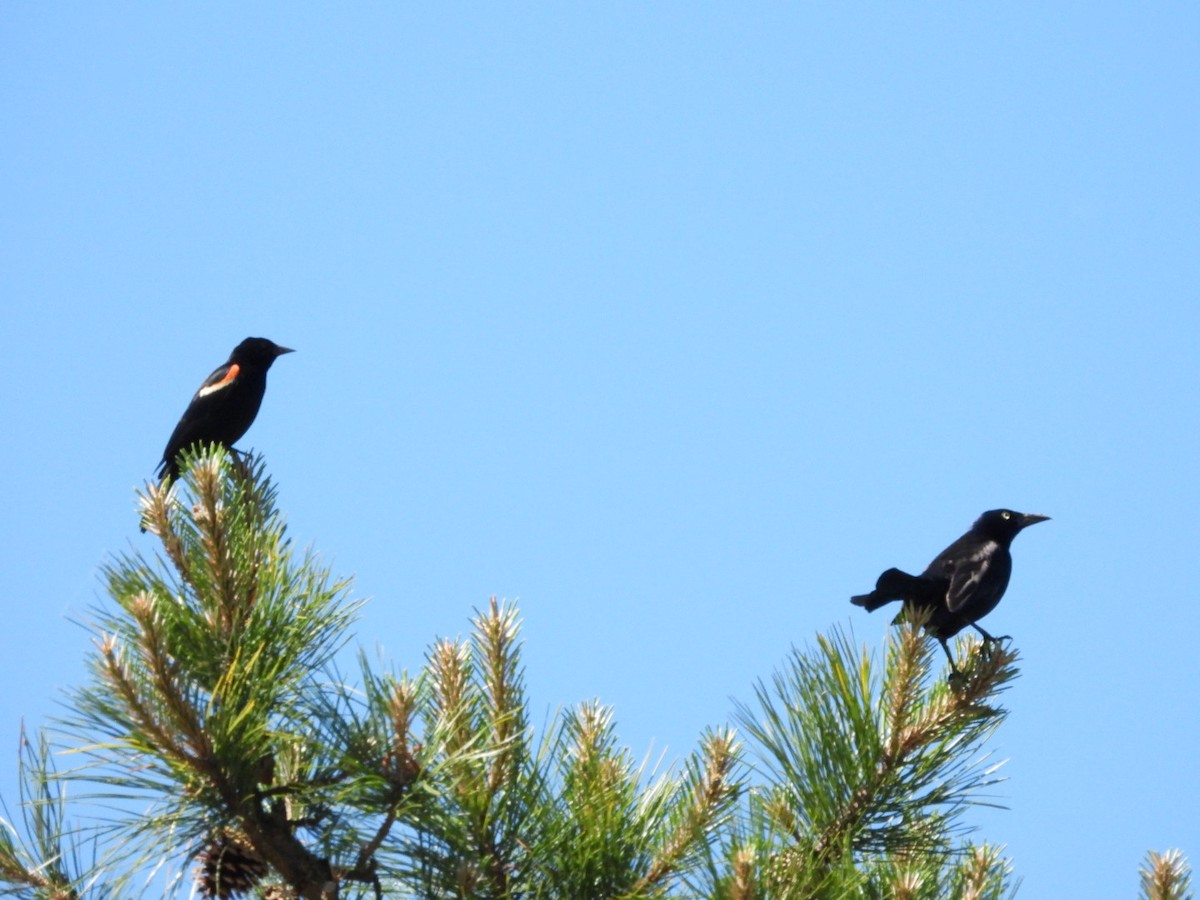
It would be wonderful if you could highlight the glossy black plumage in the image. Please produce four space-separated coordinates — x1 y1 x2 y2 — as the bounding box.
156 337 293 482
851 509 1049 674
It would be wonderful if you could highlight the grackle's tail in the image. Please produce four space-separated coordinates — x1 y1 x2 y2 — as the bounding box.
850 567 923 611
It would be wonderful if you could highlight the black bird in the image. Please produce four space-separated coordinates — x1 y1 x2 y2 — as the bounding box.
851 509 1049 674
156 337 294 482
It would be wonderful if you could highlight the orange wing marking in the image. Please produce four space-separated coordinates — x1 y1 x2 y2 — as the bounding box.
197 363 240 398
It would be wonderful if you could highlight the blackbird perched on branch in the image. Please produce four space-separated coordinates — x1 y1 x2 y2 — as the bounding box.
156 337 294 483
851 509 1049 675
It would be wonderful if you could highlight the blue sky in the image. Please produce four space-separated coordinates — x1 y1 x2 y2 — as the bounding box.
2 4 1197 895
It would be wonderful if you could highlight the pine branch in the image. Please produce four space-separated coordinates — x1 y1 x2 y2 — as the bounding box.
0 726 120 900
622 727 739 896
58 451 363 898
729 621 1017 893
5 448 1185 897
948 843 1018 900
1141 850 1194 900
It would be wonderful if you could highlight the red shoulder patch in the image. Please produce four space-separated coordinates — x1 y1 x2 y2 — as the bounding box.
198 363 240 398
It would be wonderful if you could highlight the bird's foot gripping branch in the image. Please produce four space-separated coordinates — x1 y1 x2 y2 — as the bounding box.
138 444 268 541
724 621 1022 897
898 605 1020 690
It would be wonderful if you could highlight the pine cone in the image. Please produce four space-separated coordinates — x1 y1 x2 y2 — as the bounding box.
196 831 268 899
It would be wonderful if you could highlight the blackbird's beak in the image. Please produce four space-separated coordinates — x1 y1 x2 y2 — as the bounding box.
274 346 295 356
1019 513 1050 528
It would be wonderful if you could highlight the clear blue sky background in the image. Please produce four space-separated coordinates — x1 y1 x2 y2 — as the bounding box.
2 4 1197 896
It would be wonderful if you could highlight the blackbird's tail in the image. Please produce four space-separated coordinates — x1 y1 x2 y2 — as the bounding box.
850 567 923 612
155 459 176 485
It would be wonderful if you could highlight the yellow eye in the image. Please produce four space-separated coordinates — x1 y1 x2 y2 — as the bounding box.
1001 511 1011 519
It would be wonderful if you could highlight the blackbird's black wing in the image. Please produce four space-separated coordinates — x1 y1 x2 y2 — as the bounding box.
931 536 1010 615
157 362 244 478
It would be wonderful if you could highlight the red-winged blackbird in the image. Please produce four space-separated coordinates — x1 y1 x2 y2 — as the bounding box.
851 509 1049 675
156 337 294 482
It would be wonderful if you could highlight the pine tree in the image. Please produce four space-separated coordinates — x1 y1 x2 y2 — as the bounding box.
0 450 1189 898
